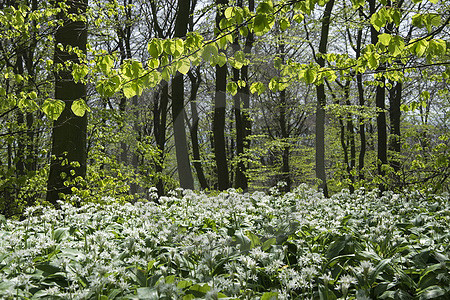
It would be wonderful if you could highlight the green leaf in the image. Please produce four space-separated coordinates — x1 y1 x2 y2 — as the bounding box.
216 52 227 67
225 7 234 19
147 58 160 69
261 291 278 300
411 39 429 57
148 39 163 58
246 230 261 248
165 275 176 284
72 64 89 82
227 82 238 96
418 286 446 300
293 14 304 24
256 0 274 14
177 58 191 75
378 33 391 46
163 39 176 56
71 99 90 117
253 14 268 35
250 82 266 95
269 77 279 91
388 36 405 57
370 9 387 32
36 263 62 274
42 99 65 121
137 287 158 299
369 259 391 284
262 237 276 251
53 227 70 242
201 43 219 63
177 280 193 289
98 55 114 74
304 68 316 84
279 17 290 31
122 81 143 99
173 38 185 57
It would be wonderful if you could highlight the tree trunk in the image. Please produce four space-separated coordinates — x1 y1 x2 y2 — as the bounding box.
232 32 246 190
47 0 88 205
278 40 291 193
355 9 366 181
188 68 209 189
369 0 387 189
172 0 194 189
386 1 403 173
214 0 230 190
239 0 254 191
154 82 169 196
315 0 334 197
344 80 356 192
389 80 401 171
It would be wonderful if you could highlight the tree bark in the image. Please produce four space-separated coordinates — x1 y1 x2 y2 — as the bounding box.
47 0 88 205
315 0 334 197
232 27 246 190
369 0 387 189
172 0 194 189
188 68 209 189
355 12 366 181
154 82 169 196
214 0 230 190
389 80 401 171
239 0 254 191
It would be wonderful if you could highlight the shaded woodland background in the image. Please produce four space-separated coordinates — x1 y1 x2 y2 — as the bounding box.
0 0 449 217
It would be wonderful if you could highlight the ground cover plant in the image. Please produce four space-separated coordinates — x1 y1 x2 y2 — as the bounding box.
0 185 449 299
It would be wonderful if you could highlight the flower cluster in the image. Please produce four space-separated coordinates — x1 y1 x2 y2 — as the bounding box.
0 185 448 299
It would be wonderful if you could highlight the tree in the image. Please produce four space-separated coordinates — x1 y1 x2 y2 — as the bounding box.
214 0 230 190
172 0 195 189
46 0 89 204
315 0 334 197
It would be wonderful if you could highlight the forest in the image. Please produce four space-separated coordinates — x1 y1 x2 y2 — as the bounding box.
0 0 449 299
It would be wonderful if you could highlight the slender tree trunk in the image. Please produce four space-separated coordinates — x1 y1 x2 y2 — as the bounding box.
279 89 291 193
239 0 254 191
188 68 209 189
369 0 387 189
172 0 194 189
278 40 291 193
344 80 356 192
154 82 169 196
214 0 230 190
389 80 401 172
25 0 38 175
232 31 246 190
355 9 366 181
386 1 403 173
315 0 334 197
47 0 88 205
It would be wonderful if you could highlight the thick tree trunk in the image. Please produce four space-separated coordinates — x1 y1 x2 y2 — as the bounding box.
214 0 230 190
47 0 88 205
172 0 194 189
315 0 334 197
